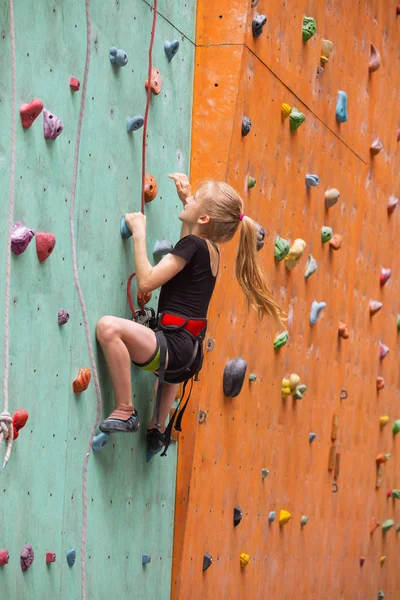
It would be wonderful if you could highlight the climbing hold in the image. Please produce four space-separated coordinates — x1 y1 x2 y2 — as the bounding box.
127 116 144 133
282 373 303 398
274 236 290 261
240 553 250 567
12 408 28 440
397 129 400 142
234 506 243 527
109 46 128 67
310 301 326 326
380 268 391 286
369 301 383 316
378 592 385 600
58 309 70 325
11 221 35 255
300 515 308 527
316 66 324 78
273 330 289 350
247 176 256 189
387 196 398 215
382 519 394 533
376 453 391 466
92 431 110 452
338 322 349 339
36 232 56 262
325 188 340 208
43 109 63 140
137 290 152 307
142 554 151 564
392 420 400 435
281 103 291 119
321 226 333 243
304 254 317 279
388 489 400 499
66 549 76 567
268 511 276 523
252 14 267 38
46 553 56 563
369 44 381 73
279 510 291 526
255 223 265 251
248 373 257 382
289 107 306 131
223 358 247 397
380 556 386 566
120 216 132 239
285 239 306 270
164 40 179 62
379 342 389 360
70 77 80 91
370 517 381 534
242 116 252 137
145 67 162 95
359 556 365 567
20 544 34 572
305 174 319 187
202 553 213 571
377 377 385 391
320 39 333 63
153 240 173 258
329 234 343 251
0 549 9 566
336 91 348 123
144 173 158 203
398 316 400 332
397 5 400 16
370 137 383 156
261 468 269 479
302 16 316 41
293 384 307 400
380 416 389 428
309 432 317 444
72 368 91 393
288 373 300 390
20 98 44 129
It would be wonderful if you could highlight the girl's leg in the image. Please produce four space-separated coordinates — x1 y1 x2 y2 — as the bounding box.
147 379 179 433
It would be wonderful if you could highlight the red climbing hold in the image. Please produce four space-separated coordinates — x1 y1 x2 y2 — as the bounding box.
46 552 56 563
387 489 393 498
359 556 366 567
137 289 152 307
144 173 158 203
0 549 9 566
397 5 400 16
380 268 391 286
70 77 80 92
145 67 162 95
20 98 44 129
12 408 29 440
36 232 56 262
377 376 385 391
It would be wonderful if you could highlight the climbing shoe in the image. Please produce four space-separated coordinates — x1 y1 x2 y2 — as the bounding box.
146 428 166 462
99 408 140 433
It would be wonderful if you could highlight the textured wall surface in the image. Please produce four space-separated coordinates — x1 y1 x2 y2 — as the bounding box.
173 1 400 599
0 1 195 598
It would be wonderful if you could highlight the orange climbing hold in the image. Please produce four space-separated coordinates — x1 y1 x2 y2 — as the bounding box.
145 67 162 95
329 234 343 251
137 290 152 307
376 453 391 466
377 376 385 391
144 173 158 203
370 517 380 534
338 322 349 339
72 368 91 393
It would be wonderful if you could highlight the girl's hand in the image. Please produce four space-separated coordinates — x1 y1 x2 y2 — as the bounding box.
125 212 146 240
168 173 192 204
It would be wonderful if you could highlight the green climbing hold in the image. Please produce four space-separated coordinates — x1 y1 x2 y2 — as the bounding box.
248 176 256 189
321 226 333 243
392 490 400 499
249 373 257 382
300 515 309 526
302 16 316 41
382 519 394 533
274 236 290 261
294 384 307 400
378 592 385 600
261 468 269 479
396 524 400 532
393 420 400 435
305 254 317 279
274 330 289 350
397 315 400 332
289 107 306 131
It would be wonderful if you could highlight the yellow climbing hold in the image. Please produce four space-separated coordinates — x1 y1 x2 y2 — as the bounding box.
281 378 292 397
281 103 291 119
285 239 306 271
279 509 291 526
380 555 386 566
380 416 389 428
240 553 250 567
320 39 333 64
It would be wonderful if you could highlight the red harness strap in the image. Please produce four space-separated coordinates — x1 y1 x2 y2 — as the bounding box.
160 312 207 339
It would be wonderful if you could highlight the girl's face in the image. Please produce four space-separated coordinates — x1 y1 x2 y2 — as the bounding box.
179 191 205 225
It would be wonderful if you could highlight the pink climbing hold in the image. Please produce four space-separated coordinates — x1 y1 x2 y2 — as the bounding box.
397 6 400 16
36 232 56 262
43 108 64 140
11 221 35 255
20 98 44 129
387 196 398 215
58 309 70 325
46 552 56 563
20 544 34 572
0 549 9 566
70 77 80 92
379 341 389 360
387 489 393 498
380 268 391 286
369 300 383 316
397 129 400 142
359 556 365 567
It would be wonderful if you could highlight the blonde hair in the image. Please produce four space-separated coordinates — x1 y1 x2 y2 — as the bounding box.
196 180 286 329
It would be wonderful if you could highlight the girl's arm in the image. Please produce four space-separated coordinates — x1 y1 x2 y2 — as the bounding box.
133 235 186 293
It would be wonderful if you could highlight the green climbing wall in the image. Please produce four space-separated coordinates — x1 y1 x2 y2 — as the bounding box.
0 1 195 598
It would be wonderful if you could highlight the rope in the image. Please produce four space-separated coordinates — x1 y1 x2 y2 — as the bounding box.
1 0 17 469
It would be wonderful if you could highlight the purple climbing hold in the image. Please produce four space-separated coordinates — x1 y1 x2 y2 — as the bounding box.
20 544 34 572
43 109 64 140
11 221 35 255
379 342 389 361
58 309 70 325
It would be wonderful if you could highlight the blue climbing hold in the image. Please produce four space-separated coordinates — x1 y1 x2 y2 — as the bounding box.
92 432 111 452
164 40 180 62
310 301 326 326
305 174 319 187
142 554 151 564
109 46 128 67
153 240 173 258
309 432 317 444
66 549 76 567
127 116 144 133
268 511 276 523
336 91 347 123
120 216 132 240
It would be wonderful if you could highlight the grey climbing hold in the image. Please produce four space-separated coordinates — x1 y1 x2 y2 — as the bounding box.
305 254 317 279
321 226 333 243
310 301 326 326
142 554 151 564
293 384 307 400
378 592 385 600
223 358 247 397
255 223 265 251
109 46 128 67
153 240 173 258
336 90 347 123
300 515 309 526
234 506 243 527
92 432 111 452
268 511 276 522
249 373 257 381
325 189 340 208
202 553 213 571
252 14 267 38
309 432 316 444
120 216 132 240
305 174 319 187
66 549 76 567
242 116 252 137
127 116 144 133
164 40 179 62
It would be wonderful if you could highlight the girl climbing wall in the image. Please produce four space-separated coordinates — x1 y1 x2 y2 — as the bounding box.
96 172 286 459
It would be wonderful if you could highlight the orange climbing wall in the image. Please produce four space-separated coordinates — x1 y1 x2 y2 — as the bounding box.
172 1 400 598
